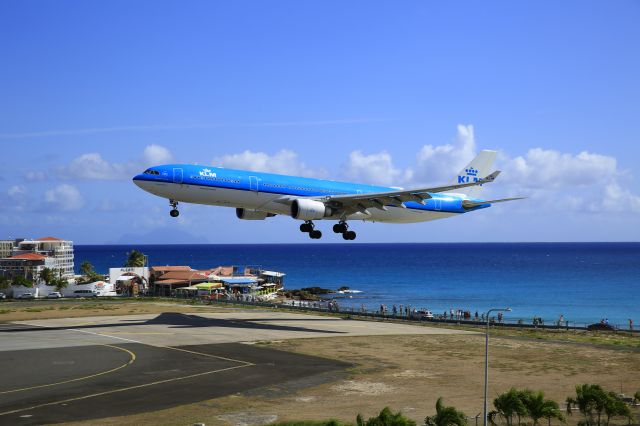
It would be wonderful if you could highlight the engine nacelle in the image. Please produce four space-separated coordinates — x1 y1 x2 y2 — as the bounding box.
291 199 333 220
236 208 274 220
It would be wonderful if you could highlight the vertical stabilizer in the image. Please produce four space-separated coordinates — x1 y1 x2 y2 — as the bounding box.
454 150 497 198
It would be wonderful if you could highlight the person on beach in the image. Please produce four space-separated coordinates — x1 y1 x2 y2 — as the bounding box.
629 319 633 330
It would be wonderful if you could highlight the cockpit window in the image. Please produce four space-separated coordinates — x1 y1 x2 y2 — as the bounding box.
143 169 160 175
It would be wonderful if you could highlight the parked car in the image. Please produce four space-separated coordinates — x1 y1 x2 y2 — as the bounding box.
0 292 6 300
18 292 35 299
417 309 434 320
587 322 615 331
72 289 98 298
46 292 63 299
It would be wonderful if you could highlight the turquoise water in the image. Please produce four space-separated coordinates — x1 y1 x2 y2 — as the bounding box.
75 243 640 327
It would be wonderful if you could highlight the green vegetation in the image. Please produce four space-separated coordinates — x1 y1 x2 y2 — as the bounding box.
78 261 104 283
124 250 146 267
634 390 640 404
39 267 55 286
0 276 10 290
491 389 528 426
54 277 68 292
521 390 564 426
273 421 348 426
270 407 416 426
490 389 564 426
566 384 632 426
425 398 467 426
12 276 33 287
357 407 416 426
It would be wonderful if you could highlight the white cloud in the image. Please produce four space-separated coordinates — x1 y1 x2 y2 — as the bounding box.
44 184 84 211
55 145 173 180
25 170 47 182
142 144 173 166
343 150 405 186
598 183 640 213
8 185 26 197
3 185 28 211
213 149 325 178
505 148 618 189
411 124 477 184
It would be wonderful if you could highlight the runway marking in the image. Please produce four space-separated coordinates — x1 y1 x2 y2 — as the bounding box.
0 363 252 417
0 344 136 395
73 328 254 366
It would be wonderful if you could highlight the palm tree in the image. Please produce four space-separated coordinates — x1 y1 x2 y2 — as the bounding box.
603 391 631 426
357 407 416 426
424 398 467 426
39 267 55 285
521 390 564 426
124 250 146 267
80 261 94 277
494 388 528 426
566 384 608 426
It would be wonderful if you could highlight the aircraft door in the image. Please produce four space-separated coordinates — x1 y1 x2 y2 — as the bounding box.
173 168 183 184
249 176 259 192
434 199 442 211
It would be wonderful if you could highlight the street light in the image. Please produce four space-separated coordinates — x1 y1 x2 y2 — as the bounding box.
483 307 512 426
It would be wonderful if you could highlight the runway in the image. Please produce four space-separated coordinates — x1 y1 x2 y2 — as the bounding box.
0 310 472 424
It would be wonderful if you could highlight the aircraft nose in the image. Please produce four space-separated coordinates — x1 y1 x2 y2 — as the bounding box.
132 174 144 187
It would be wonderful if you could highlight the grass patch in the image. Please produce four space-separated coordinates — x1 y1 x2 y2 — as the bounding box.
0 309 11 314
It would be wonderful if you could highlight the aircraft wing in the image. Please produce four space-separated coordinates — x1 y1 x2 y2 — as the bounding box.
285 171 502 216
461 197 526 209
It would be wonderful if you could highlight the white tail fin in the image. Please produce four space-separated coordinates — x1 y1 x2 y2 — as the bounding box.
454 150 497 198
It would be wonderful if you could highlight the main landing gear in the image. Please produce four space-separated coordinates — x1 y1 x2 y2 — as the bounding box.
333 221 356 240
300 221 322 239
169 200 179 217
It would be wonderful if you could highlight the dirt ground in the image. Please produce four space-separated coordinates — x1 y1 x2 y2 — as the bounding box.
0 300 228 321
56 325 640 426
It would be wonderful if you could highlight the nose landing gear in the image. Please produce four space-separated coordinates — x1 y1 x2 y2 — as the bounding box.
169 200 179 217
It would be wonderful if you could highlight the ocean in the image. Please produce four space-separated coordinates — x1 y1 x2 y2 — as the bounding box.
75 243 640 327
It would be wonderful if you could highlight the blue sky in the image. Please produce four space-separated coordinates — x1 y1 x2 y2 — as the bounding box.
1 1 639 243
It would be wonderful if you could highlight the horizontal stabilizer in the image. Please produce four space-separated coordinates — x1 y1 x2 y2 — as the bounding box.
462 197 526 209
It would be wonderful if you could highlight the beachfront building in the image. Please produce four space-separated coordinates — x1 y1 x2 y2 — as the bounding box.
0 253 56 282
1 237 75 278
150 265 285 298
0 240 14 259
109 267 150 296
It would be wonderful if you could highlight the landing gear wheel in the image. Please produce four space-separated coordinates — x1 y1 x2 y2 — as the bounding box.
343 230 356 240
333 222 348 234
300 221 314 233
309 230 322 239
170 209 180 217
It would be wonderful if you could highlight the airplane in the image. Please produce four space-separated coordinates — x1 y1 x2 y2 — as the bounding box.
132 150 523 240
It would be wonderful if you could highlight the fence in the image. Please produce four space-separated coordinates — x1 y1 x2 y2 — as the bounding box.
193 295 640 334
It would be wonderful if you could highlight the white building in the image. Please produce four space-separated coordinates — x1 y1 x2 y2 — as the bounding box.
12 237 75 277
109 267 150 296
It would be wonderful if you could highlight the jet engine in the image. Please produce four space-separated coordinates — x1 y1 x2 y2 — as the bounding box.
290 199 333 220
235 208 274 220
